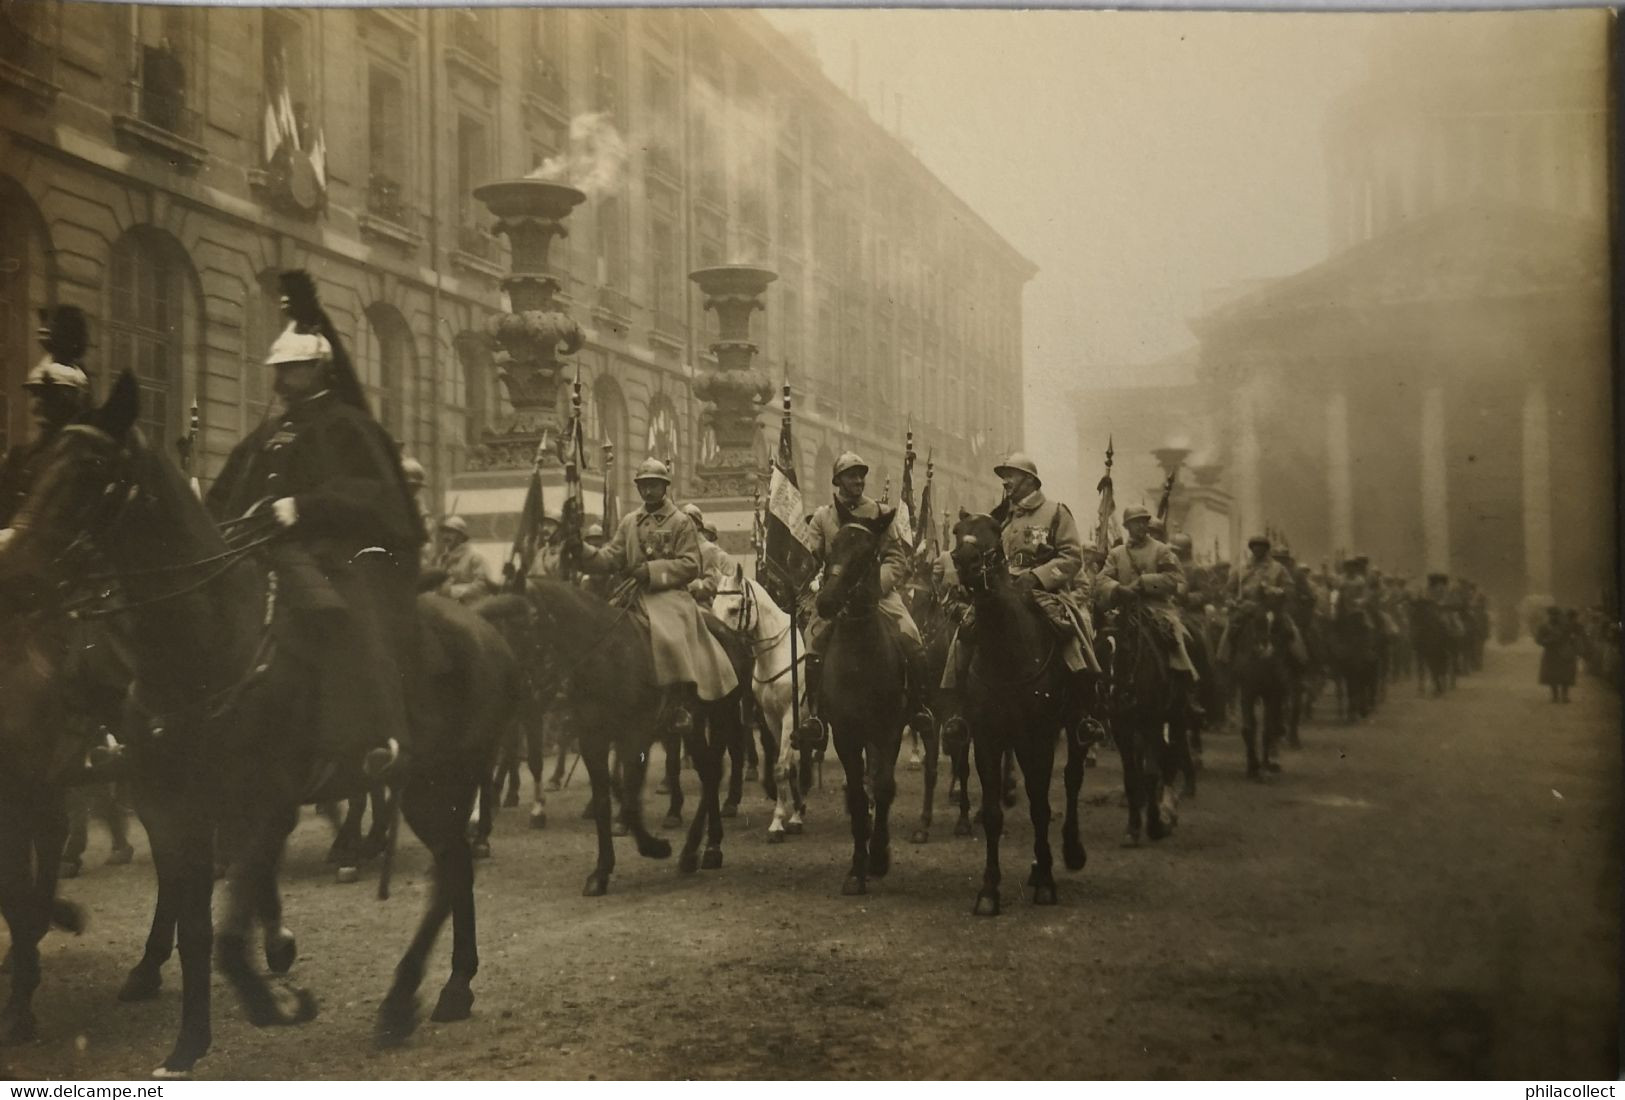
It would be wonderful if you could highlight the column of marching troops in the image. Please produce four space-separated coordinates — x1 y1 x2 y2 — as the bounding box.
0 291 1610 879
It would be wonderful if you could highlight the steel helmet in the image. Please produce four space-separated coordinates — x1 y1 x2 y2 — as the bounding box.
681 503 706 526
1247 533 1270 549
1122 505 1151 524
831 451 869 484
265 323 333 367
400 456 427 487
439 515 469 537
633 458 672 485
993 452 1041 487
584 523 606 541
1170 532 1194 555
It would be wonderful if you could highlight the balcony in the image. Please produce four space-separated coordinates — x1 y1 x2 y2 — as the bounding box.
357 173 423 249
593 286 632 334
649 308 687 354
0 10 58 103
112 73 207 170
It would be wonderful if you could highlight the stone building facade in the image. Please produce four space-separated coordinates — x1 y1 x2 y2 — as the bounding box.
0 4 1032 554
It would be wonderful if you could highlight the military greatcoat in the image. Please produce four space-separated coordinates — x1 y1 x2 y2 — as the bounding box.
803 493 922 650
579 500 738 701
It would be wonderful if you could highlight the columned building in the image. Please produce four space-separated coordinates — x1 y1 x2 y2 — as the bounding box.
1 5 1031 565
1190 12 1611 624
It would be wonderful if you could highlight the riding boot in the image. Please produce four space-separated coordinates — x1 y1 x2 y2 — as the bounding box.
794 655 827 753
902 635 934 735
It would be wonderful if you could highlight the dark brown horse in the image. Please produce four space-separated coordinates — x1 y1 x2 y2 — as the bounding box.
0 372 517 1075
1228 599 1292 779
1100 600 1184 846
949 514 1085 916
814 506 909 896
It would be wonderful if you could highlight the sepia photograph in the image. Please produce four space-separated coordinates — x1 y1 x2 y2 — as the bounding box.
0 0 1618 1084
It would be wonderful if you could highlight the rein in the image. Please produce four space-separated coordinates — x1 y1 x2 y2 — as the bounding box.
714 581 803 686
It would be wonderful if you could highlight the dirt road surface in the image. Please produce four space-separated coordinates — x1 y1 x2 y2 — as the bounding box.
5 646 1619 1080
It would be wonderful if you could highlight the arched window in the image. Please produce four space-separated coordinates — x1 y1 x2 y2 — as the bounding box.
645 392 680 477
586 373 627 501
360 303 415 450
451 330 498 473
0 179 52 455
105 227 200 459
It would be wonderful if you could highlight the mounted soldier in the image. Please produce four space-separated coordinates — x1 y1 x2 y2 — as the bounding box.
0 307 94 547
567 458 738 728
1094 505 1202 704
681 502 733 607
1218 533 1308 665
801 451 932 737
205 271 424 778
431 515 492 603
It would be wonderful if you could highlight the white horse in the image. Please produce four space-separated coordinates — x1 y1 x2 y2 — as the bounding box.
711 568 811 842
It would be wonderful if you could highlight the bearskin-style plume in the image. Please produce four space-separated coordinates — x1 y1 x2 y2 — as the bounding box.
38 305 90 366
277 269 369 414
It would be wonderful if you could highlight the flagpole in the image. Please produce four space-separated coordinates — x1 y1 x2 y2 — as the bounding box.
781 381 802 738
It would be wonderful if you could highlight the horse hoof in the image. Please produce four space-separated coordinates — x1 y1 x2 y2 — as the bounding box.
119 961 164 1003
662 813 683 830
471 840 492 860
785 820 804 836
335 865 360 884
502 790 520 808
374 993 419 1048
582 873 609 897
58 860 81 880
0 1007 37 1045
265 929 297 975
51 899 86 934
953 818 973 837
1147 820 1169 842
701 847 723 871
868 847 891 878
528 810 547 831
1032 883 1059 906
766 829 786 845
973 891 1001 917
153 1030 210 1078
910 828 929 845
429 983 474 1024
678 850 700 875
547 777 563 792
107 845 135 866
842 874 867 896
638 836 673 860
1063 839 1087 872
611 821 630 837
721 802 738 819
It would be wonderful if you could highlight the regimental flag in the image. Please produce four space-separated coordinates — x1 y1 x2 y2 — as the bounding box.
601 442 619 530
895 429 916 549
558 370 588 582
508 449 548 586
916 451 936 555
760 384 818 611
1095 436 1121 551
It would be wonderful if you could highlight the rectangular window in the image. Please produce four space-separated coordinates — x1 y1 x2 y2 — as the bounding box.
596 195 627 290
368 65 408 221
527 9 567 102
136 6 196 137
650 212 678 324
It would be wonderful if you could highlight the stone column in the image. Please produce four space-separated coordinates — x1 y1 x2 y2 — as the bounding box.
1420 381 1451 574
1521 379 1553 596
1325 388 1354 555
1233 380 1263 556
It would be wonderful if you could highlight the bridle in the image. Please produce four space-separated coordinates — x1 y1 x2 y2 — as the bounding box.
713 577 800 684
820 520 884 621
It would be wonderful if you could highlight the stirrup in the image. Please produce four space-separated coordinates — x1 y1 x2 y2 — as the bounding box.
792 716 828 754
364 738 401 779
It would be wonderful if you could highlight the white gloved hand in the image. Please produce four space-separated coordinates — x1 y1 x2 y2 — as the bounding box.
271 497 299 528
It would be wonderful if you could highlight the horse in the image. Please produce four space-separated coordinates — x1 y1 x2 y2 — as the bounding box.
0 601 123 1043
948 514 1087 916
710 569 814 843
1327 606 1381 721
904 576 972 842
1099 599 1184 847
1228 599 1293 779
492 571 748 892
1410 597 1456 697
813 506 909 896
0 371 518 1074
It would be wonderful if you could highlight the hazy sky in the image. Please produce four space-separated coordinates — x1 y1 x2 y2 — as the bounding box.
766 11 1376 506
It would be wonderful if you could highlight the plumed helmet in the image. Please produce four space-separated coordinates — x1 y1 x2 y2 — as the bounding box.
27 305 91 393
993 452 1041 486
831 451 869 484
400 456 427 486
633 457 672 484
1122 505 1151 524
265 323 333 367
439 515 469 537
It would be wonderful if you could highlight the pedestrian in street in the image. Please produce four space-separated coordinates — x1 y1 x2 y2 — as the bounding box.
1536 606 1578 702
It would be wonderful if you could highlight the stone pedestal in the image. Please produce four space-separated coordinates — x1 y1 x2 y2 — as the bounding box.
687 265 776 566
